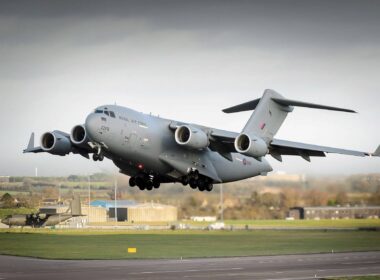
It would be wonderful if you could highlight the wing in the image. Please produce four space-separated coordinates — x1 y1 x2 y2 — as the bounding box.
169 122 379 162
269 139 377 162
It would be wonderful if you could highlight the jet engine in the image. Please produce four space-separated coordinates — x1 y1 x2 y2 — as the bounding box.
70 124 89 146
234 133 268 158
175 125 209 150
40 131 72 156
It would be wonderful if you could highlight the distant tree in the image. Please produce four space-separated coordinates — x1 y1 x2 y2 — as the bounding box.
68 175 81 182
0 193 15 208
335 191 349 205
369 191 380 205
42 186 59 199
303 189 329 206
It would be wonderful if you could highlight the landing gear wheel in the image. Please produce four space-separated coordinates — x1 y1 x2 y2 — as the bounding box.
198 185 205 192
189 178 197 189
153 179 160 189
92 153 99 161
181 176 189 186
136 177 145 190
206 184 213 192
98 153 104 161
129 177 136 187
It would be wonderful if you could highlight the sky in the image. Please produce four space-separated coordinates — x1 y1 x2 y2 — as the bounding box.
0 0 379 176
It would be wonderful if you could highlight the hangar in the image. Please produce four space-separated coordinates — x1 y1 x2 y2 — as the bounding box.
109 202 177 222
288 206 380 220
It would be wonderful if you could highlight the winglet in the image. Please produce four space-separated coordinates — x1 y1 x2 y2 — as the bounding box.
27 133 35 150
372 145 380 157
23 133 43 153
23 133 35 153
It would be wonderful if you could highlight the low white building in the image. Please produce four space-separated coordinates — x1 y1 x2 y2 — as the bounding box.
191 216 217 222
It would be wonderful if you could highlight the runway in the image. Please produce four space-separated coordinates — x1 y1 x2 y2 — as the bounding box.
1 251 380 280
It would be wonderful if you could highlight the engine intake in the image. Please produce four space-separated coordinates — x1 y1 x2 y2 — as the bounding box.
175 125 209 150
41 131 72 156
70 124 88 146
234 133 268 158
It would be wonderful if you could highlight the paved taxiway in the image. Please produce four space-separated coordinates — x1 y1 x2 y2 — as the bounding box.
0 251 379 280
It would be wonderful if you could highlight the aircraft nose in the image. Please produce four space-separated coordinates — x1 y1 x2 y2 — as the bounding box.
85 113 99 140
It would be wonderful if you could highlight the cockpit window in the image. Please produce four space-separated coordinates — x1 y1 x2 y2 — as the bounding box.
95 109 115 118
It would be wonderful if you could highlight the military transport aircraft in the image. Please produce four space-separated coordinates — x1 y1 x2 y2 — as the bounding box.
24 89 379 192
1 196 82 228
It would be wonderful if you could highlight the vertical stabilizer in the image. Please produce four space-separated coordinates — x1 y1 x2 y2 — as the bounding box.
70 195 82 216
242 89 292 143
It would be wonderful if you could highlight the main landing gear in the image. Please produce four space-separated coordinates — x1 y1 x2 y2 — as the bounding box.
129 174 160 191
181 170 213 192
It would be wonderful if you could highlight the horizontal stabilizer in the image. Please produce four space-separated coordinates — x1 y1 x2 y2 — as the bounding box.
222 93 356 114
222 98 261 113
271 98 356 113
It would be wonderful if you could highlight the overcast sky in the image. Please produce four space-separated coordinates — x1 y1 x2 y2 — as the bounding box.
0 0 379 176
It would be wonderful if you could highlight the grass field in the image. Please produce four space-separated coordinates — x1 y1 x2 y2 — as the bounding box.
0 229 379 259
223 219 380 228
324 277 380 280
87 219 380 228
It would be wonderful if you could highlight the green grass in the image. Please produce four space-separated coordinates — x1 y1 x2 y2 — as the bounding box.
223 219 380 228
324 276 380 280
0 229 379 259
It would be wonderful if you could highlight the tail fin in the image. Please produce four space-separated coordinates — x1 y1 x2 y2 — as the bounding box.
223 89 356 143
70 195 82 216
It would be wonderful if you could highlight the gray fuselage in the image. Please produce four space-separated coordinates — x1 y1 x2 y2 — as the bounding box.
85 105 273 184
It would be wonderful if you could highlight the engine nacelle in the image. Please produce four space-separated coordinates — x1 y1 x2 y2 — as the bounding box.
40 131 72 156
234 133 268 158
175 125 209 150
70 124 89 146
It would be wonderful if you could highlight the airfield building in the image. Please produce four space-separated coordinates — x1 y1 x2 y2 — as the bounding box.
0 176 10 183
91 200 136 210
39 205 68 214
109 202 177 222
81 206 107 223
288 206 380 220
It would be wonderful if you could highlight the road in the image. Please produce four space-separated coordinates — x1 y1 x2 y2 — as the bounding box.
0 251 380 280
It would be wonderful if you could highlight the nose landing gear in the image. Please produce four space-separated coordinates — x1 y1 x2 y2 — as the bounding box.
92 153 104 161
89 142 107 162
